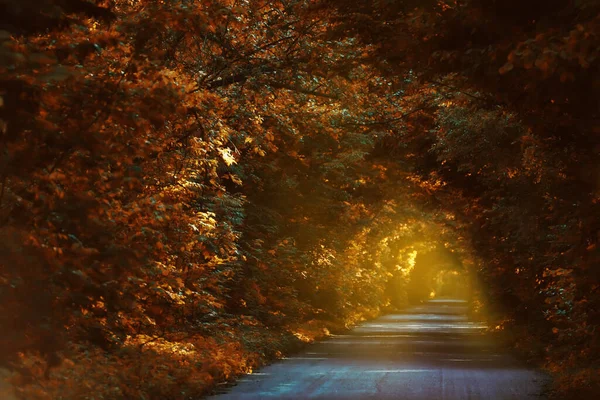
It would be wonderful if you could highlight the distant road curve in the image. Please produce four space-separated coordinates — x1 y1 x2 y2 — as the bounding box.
208 299 548 399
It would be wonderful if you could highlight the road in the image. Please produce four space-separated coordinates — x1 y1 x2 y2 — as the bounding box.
208 299 548 399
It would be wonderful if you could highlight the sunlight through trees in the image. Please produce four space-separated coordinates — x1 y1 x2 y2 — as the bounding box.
0 0 598 398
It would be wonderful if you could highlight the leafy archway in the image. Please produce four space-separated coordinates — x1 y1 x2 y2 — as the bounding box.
0 0 598 398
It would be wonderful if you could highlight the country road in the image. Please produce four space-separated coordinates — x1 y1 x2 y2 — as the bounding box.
208 299 548 399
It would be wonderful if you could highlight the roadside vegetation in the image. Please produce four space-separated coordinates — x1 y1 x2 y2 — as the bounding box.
1 1 598 398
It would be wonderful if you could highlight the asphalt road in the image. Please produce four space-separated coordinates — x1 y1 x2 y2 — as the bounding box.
208 299 548 399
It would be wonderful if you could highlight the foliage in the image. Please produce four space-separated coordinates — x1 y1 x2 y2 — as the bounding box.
0 0 598 398
0 0 443 398
328 0 600 396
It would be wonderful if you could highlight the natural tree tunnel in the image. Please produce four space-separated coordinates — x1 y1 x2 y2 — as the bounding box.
405 246 469 304
0 0 599 399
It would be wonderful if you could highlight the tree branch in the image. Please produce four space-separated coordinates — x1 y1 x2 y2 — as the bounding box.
266 81 339 99
343 106 431 127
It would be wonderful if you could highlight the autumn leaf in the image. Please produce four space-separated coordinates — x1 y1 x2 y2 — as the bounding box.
218 148 236 166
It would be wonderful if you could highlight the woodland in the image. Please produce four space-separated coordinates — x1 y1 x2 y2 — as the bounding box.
0 0 599 399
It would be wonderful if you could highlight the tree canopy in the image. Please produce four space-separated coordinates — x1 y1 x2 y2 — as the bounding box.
0 0 598 398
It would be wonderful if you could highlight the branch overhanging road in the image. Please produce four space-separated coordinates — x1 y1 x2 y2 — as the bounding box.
208 299 548 399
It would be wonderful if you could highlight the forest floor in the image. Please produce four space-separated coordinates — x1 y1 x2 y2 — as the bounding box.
208 299 549 399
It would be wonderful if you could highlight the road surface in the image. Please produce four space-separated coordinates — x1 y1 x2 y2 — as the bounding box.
208 299 548 399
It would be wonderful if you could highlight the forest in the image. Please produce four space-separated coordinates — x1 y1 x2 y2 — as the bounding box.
0 0 598 398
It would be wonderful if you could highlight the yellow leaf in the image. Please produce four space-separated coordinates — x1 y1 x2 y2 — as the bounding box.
230 174 243 186
218 148 236 166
